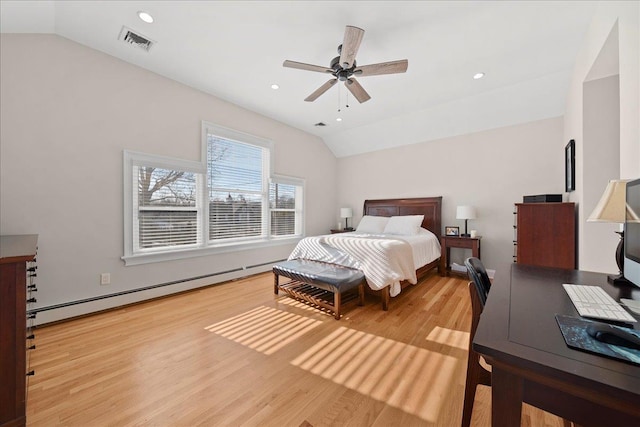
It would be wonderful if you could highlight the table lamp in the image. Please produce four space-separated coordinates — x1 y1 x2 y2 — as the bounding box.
587 179 628 283
456 205 477 237
341 207 353 231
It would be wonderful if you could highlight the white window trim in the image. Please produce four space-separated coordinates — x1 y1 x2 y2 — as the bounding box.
122 125 305 266
270 174 305 238
202 121 274 247
123 150 206 265
200 121 274 170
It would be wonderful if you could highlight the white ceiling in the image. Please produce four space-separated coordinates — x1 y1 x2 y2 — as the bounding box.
1 1 597 157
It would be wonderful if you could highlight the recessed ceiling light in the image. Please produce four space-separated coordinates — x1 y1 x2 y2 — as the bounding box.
271 84 279 90
138 11 154 24
473 72 485 80
336 117 342 122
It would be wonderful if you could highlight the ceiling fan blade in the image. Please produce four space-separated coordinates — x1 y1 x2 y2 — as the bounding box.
339 25 365 69
304 79 337 102
283 60 333 74
354 59 408 76
345 78 371 103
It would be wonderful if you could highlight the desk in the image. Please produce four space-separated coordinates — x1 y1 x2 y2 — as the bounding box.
473 264 640 427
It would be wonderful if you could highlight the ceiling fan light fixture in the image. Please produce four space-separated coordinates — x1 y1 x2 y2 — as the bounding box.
271 84 280 90
336 117 342 122
473 72 485 80
137 11 154 24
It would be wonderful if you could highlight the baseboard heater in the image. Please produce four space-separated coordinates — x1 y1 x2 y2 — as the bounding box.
30 259 284 314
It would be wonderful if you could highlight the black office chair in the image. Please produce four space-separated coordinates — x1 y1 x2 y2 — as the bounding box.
465 257 491 306
461 257 492 427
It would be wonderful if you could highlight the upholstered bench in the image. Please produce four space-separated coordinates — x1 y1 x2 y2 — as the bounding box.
273 259 365 320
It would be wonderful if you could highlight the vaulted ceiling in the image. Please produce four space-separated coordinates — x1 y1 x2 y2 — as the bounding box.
0 1 597 157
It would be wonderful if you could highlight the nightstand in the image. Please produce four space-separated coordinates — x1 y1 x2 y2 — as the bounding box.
330 229 352 234
439 235 481 277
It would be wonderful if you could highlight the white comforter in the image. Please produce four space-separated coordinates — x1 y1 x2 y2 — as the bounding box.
287 231 441 297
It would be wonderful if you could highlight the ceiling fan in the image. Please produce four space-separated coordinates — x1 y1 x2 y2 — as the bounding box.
283 25 408 103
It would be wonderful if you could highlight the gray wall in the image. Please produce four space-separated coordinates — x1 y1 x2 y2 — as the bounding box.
582 75 620 273
564 1 639 274
0 34 338 324
336 117 565 276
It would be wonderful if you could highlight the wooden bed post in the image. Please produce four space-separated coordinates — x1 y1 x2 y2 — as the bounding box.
381 287 390 311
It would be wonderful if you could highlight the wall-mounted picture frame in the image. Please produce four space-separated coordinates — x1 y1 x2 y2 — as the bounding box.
565 139 575 192
445 226 459 236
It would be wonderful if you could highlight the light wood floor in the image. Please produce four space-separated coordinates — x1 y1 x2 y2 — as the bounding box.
26 270 567 426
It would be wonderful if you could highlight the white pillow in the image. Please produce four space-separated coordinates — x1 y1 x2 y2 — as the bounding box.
383 215 425 235
355 215 389 233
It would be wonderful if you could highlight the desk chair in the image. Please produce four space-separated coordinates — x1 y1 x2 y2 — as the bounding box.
461 257 492 427
461 257 574 427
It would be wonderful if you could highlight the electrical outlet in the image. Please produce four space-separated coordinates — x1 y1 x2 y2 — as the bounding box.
100 273 111 285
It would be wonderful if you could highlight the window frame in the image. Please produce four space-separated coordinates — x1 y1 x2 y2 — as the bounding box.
123 150 206 265
122 124 305 266
270 174 305 238
203 123 272 246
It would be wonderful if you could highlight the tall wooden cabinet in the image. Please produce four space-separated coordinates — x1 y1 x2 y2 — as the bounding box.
1 235 38 427
514 203 576 269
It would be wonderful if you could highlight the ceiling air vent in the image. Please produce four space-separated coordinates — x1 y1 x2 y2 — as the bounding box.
314 122 327 127
118 26 155 52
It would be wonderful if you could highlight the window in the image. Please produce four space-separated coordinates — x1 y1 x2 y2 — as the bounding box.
270 177 303 237
123 151 205 262
206 133 267 242
137 166 199 249
123 123 304 265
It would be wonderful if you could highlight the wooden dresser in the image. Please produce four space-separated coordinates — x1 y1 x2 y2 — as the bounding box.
514 203 576 269
1 235 38 427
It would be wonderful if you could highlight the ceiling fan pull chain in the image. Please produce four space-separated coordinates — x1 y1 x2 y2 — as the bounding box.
337 80 341 112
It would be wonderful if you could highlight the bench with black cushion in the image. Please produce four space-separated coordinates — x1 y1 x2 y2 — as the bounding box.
273 259 365 320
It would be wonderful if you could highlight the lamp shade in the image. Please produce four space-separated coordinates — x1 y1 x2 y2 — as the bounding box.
587 180 627 223
340 207 353 218
456 205 477 220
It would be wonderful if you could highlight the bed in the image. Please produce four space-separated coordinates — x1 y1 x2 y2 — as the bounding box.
288 197 442 310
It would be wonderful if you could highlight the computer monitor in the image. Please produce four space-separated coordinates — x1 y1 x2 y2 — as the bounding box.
624 178 640 288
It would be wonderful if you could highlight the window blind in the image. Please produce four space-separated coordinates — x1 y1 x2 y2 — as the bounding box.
135 166 199 250
269 182 296 236
207 136 266 241
123 123 304 265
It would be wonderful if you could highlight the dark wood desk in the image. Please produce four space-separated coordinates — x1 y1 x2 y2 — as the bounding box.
473 264 640 427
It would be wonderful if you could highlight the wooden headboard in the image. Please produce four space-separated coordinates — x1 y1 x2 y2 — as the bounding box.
363 197 442 237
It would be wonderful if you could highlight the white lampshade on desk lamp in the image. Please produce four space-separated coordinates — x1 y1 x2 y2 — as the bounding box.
341 207 353 231
588 179 628 283
456 205 477 237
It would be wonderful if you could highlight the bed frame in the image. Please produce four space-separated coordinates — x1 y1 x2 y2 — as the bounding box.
363 196 443 310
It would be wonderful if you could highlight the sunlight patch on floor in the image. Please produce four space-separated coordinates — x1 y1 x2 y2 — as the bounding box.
291 326 459 423
205 306 322 355
275 296 335 318
426 326 470 350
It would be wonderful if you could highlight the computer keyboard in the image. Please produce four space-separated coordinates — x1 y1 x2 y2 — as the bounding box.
563 284 637 323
